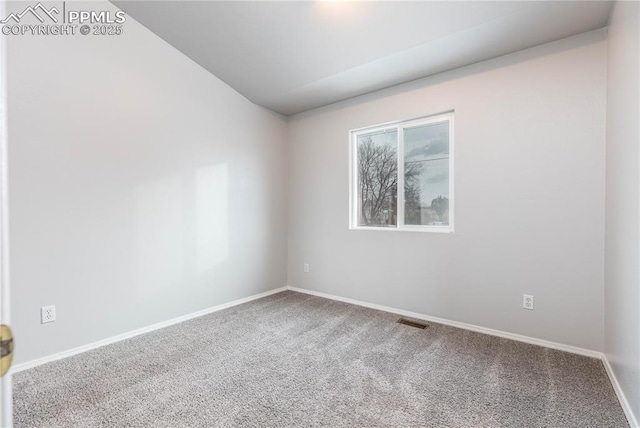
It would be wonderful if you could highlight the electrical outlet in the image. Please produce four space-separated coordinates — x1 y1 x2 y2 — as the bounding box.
303 263 310 273
41 305 56 324
523 295 534 310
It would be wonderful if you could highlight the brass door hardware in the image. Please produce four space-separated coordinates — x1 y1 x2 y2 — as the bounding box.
0 324 13 377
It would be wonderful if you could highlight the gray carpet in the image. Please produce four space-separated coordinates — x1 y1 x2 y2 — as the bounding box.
13 291 629 427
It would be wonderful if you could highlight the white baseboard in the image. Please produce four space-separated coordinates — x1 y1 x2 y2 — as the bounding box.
287 285 639 427
11 284 637 428
11 286 288 373
602 354 639 428
286 286 601 358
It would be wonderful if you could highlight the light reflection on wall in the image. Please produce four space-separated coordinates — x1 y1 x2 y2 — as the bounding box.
134 163 230 296
135 174 185 295
196 164 229 273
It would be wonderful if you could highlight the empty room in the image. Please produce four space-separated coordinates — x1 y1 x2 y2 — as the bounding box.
0 0 638 427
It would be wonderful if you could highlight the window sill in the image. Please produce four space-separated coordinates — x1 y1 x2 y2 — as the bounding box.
349 226 454 234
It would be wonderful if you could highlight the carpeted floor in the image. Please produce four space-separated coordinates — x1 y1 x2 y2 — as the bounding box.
14 290 628 427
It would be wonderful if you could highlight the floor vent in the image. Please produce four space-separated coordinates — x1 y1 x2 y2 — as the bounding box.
397 318 429 329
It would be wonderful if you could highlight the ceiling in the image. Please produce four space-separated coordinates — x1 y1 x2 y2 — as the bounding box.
113 1 613 116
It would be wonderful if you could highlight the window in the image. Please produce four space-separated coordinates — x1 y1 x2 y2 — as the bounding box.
349 112 454 232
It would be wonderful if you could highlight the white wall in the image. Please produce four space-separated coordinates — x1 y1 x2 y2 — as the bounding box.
605 1 640 424
8 1 288 365
5 0 620 375
288 30 607 352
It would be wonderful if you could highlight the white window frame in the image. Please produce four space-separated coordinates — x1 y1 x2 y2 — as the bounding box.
349 111 454 233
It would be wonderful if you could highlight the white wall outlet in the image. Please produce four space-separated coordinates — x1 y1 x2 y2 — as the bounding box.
41 305 56 324
303 263 310 273
523 295 534 310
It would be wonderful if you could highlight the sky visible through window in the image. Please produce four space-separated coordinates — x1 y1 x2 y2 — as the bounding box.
354 117 451 229
404 122 450 209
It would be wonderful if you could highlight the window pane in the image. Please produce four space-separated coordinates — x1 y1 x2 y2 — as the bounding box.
357 129 398 227
404 122 450 226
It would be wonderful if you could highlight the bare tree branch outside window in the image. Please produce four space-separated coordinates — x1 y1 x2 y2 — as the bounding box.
354 116 452 229
357 136 422 227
